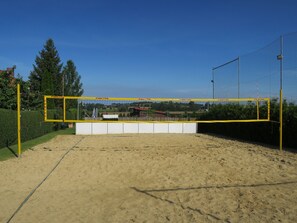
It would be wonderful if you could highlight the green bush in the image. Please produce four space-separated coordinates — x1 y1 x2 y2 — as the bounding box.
198 100 297 149
0 109 56 149
0 109 17 148
21 110 55 142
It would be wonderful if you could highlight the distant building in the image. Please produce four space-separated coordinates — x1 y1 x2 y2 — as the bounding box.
129 106 166 117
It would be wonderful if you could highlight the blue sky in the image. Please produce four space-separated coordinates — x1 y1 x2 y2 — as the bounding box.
1 0 297 98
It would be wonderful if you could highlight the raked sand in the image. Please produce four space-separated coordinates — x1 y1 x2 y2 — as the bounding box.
0 134 297 222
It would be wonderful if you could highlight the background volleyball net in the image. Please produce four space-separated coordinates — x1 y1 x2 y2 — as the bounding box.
211 32 297 150
44 96 270 123
212 32 297 103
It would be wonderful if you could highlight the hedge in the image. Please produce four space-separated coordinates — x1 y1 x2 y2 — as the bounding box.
0 109 18 148
21 110 55 143
198 100 297 149
0 108 77 149
198 122 280 145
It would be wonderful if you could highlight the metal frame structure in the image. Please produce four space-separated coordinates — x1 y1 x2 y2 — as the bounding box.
44 95 270 123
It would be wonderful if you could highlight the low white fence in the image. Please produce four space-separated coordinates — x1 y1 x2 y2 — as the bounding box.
76 123 197 135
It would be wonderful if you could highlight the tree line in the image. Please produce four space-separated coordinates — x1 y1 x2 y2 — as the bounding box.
0 38 84 110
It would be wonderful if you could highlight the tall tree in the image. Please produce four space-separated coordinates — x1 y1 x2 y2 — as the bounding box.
62 60 84 97
0 69 16 109
29 38 63 108
62 60 84 109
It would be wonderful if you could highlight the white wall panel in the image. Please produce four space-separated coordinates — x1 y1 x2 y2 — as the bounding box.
76 122 198 135
182 123 197 133
107 123 124 134
168 123 183 133
138 123 154 133
154 123 169 133
92 123 108 134
76 123 92 135
123 123 139 133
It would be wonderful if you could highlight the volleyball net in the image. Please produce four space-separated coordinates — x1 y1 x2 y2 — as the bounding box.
44 95 270 123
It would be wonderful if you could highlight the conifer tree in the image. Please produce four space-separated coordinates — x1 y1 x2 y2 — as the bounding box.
29 38 63 108
62 60 84 97
62 60 84 109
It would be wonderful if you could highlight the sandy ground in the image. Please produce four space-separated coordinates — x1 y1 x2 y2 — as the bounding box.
0 134 297 223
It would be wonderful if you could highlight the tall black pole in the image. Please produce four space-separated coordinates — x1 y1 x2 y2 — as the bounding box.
238 57 240 98
212 69 215 99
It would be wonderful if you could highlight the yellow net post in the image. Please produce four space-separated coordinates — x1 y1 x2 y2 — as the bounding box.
63 97 66 122
17 83 21 157
44 96 47 121
267 99 270 121
256 100 260 120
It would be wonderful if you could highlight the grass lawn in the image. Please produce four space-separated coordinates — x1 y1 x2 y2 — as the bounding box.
0 128 75 161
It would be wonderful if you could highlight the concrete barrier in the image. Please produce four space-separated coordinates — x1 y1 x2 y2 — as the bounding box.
76 122 197 135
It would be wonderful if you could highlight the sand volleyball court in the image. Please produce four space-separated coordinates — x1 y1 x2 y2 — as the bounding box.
1 134 297 222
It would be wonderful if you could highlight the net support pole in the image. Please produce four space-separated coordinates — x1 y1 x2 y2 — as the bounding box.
211 68 215 99
279 35 284 152
17 83 21 157
280 89 283 151
63 97 66 122
267 99 270 121
77 100 80 120
44 96 47 121
237 56 240 98
256 100 260 120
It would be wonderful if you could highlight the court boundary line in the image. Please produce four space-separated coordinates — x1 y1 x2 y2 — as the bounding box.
6 137 85 223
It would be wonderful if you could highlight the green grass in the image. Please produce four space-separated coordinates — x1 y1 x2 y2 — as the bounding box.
0 128 75 161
